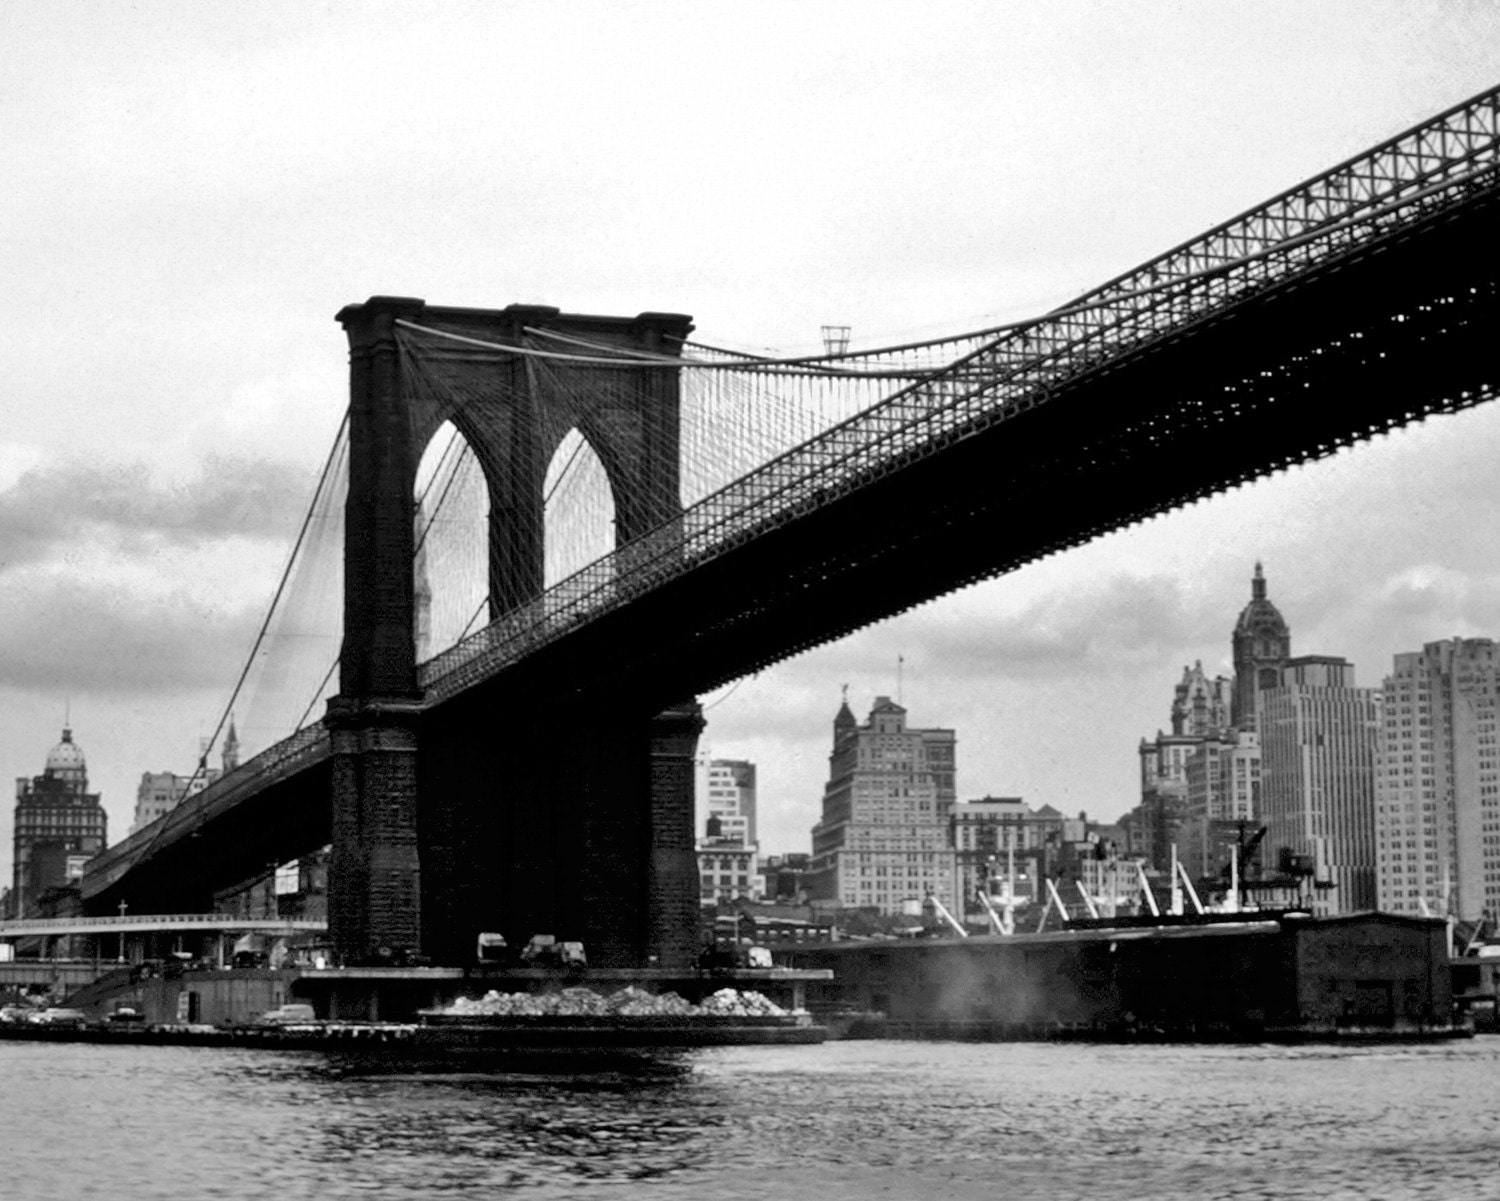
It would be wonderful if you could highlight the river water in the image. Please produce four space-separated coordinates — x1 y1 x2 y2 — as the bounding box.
3 1038 1499 1200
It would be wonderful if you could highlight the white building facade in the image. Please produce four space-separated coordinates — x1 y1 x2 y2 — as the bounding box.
1376 638 1500 920
1259 656 1380 914
807 695 959 916
695 756 760 903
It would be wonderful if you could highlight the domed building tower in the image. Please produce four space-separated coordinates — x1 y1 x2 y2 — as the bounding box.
45 725 89 786
1232 563 1291 732
10 726 108 919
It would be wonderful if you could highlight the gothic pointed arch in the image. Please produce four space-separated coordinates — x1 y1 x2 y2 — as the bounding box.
385 305 690 625
413 419 489 660
542 428 616 588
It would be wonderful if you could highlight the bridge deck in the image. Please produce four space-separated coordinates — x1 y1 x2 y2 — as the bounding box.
0 915 327 939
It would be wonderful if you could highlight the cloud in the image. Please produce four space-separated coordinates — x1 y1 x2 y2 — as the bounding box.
1296 565 1500 682
763 573 1221 687
0 454 317 572
0 442 44 491
911 576 1218 681
0 573 257 694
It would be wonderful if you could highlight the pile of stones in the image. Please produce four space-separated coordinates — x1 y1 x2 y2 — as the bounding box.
442 985 789 1018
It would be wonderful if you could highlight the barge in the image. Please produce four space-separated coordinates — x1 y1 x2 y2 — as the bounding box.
0 1013 826 1051
3 970 832 1051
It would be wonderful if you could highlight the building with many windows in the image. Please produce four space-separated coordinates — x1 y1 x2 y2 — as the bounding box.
696 835 758 904
1376 638 1500 921
1259 656 1380 914
10 727 108 919
1132 569 1284 878
1138 660 1238 873
699 758 756 846
758 852 811 902
806 695 958 915
949 796 1063 911
1180 728 1260 879
131 722 241 834
695 757 760 904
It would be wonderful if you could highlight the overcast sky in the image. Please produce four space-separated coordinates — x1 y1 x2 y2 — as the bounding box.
4 2 1500 879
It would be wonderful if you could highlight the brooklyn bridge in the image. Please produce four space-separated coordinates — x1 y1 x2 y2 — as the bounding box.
79 82 1500 969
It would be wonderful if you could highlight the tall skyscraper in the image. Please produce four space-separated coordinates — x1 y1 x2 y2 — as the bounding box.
1376 638 1500 921
1232 562 1292 732
11 726 108 918
807 694 958 915
695 756 760 904
1259 656 1380 913
1181 728 1260 879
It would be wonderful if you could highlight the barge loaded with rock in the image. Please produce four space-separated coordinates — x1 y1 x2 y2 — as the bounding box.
415 985 827 1048
0 985 826 1051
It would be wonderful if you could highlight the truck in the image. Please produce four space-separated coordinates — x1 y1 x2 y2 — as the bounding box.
476 932 510 964
255 1003 318 1026
519 934 587 970
698 940 775 971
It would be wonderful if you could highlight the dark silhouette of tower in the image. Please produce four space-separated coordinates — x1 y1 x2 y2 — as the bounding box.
327 297 702 968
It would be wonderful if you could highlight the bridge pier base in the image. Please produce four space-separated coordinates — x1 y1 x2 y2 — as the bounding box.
414 695 704 969
326 698 423 965
647 701 706 968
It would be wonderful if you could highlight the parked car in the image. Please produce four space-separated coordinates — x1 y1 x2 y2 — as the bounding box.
33 1007 89 1029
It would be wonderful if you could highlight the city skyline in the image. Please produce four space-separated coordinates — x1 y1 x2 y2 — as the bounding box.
4 5 1500 875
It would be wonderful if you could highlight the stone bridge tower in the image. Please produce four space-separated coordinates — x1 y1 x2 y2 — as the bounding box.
329 296 702 967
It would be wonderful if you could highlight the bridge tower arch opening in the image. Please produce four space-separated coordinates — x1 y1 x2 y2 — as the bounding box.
543 428 616 589
413 420 490 662
330 297 704 968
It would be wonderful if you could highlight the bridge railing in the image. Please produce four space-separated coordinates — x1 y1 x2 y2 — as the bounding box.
0 914 329 935
419 85 1500 703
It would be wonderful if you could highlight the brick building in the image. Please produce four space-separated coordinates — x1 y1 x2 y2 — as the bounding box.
10 727 108 919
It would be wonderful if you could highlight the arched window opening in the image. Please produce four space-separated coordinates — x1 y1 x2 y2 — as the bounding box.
544 429 615 589
414 421 488 659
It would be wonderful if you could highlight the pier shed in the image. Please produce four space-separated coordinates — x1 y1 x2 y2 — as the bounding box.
784 911 1455 1040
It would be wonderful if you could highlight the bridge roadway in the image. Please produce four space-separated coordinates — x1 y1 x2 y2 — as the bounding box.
0 914 327 940
1 916 328 994
82 85 1500 948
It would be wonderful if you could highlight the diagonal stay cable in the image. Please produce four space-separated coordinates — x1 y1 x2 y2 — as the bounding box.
119 408 352 873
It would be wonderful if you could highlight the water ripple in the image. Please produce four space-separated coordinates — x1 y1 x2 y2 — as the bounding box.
3 1039 1498 1199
